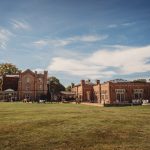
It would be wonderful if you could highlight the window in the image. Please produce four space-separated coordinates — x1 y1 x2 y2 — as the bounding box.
86 91 91 101
26 84 30 91
116 93 125 102
134 89 143 99
134 93 138 99
115 89 125 93
115 89 125 102
116 93 120 101
39 78 43 83
26 77 30 83
105 95 108 99
101 94 108 100
24 93 30 99
101 90 107 94
39 84 42 90
101 95 105 100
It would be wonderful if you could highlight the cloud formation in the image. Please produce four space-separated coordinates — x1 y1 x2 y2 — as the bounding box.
33 35 108 47
108 22 135 28
47 45 150 79
11 19 31 30
0 28 12 49
33 39 71 47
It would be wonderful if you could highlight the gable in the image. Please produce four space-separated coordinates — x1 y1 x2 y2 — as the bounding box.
21 69 35 76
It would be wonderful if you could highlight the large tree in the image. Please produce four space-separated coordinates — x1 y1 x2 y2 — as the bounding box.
0 63 21 75
47 76 65 100
66 83 74 91
66 85 71 91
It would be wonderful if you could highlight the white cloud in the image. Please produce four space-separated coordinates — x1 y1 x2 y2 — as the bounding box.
108 45 130 49
47 54 108 79
89 46 150 74
33 40 49 47
0 28 12 49
11 19 31 30
108 22 135 28
33 68 45 73
47 45 150 79
121 22 135 26
108 24 118 28
69 35 108 42
33 39 71 48
33 34 108 48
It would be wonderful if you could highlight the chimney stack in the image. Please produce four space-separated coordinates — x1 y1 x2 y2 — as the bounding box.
96 80 100 85
71 83 75 88
44 71 48 76
81 80 85 85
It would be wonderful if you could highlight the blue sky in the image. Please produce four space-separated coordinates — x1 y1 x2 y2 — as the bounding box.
0 0 150 86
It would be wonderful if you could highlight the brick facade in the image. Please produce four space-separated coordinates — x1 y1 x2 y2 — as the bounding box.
2 75 19 91
18 69 48 100
0 75 19 101
71 80 101 103
108 82 150 104
71 80 150 104
0 69 48 101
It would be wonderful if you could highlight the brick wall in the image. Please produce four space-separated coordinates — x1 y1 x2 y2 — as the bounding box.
71 80 150 104
18 69 48 100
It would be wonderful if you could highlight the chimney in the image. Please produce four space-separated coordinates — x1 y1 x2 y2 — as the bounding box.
44 71 48 81
44 71 48 76
96 80 100 85
81 80 85 85
87 79 91 83
71 83 75 88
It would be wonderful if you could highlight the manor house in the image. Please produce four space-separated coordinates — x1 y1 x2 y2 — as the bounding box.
0 69 47 101
71 79 150 104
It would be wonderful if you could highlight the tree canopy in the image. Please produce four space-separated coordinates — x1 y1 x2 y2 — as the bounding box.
66 85 71 91
0 63 21 75
47 76 65 94
133 79 147 83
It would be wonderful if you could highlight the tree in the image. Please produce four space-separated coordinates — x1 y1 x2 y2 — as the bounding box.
0 63 21 75
133 79 147 83
66 85 71 91
48 76 60 84
47 76 65 100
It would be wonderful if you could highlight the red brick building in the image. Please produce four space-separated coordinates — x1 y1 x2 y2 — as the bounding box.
0 69 48 101
18 69 48 100
71 80 101 103
2 75 19 91
101 81 150 104
0 75 19 101
71 80 150 104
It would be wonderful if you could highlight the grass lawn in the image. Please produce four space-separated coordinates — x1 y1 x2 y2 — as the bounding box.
0 103 150 150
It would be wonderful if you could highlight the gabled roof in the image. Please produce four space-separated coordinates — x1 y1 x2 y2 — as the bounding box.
21 69 35 76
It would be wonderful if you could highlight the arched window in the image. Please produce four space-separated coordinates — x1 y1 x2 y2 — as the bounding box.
26 84 30 91
26 77 30 83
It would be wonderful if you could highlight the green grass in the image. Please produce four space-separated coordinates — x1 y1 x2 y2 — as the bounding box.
0 103 150 150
